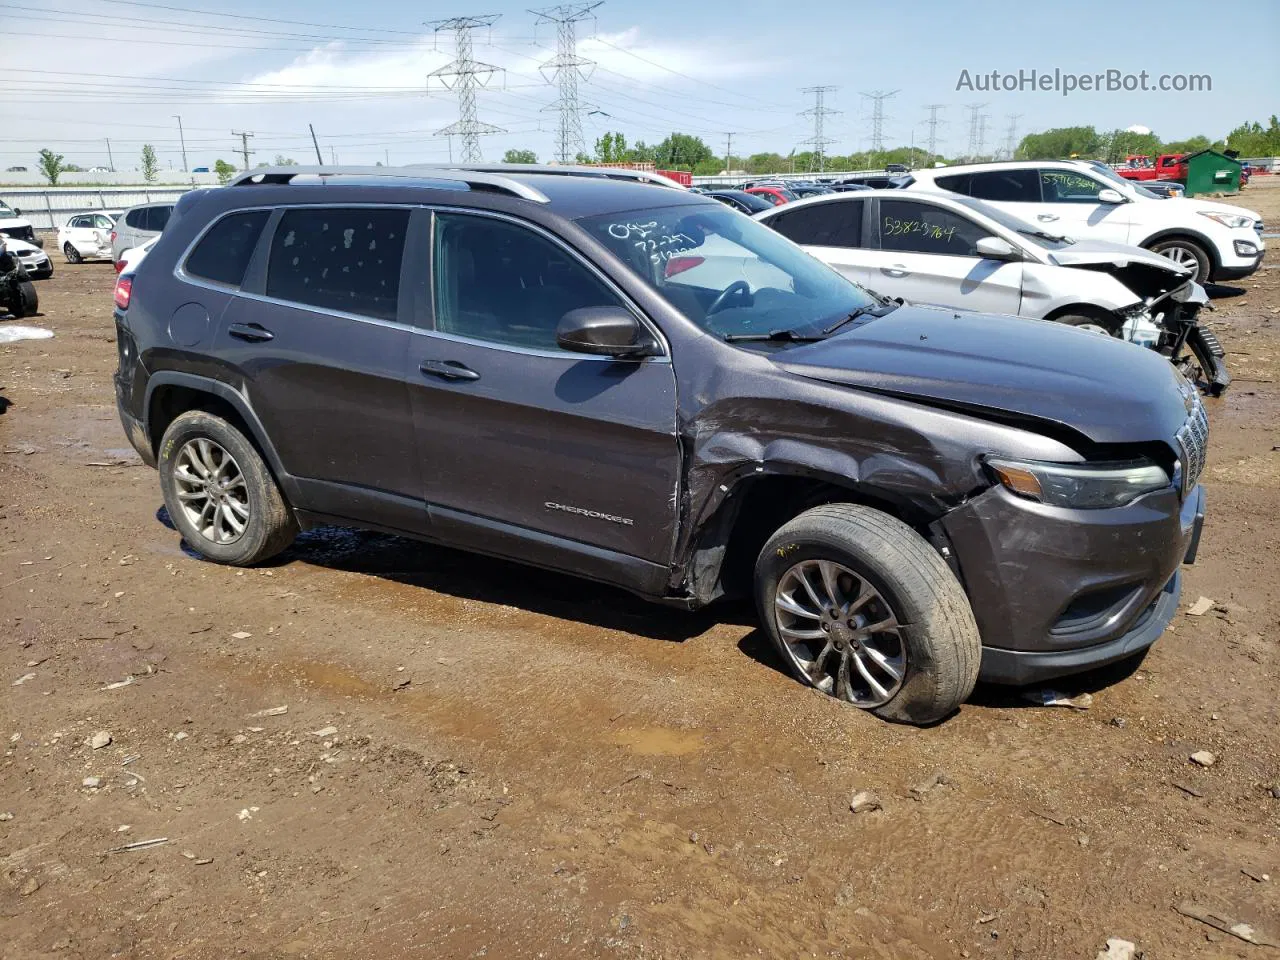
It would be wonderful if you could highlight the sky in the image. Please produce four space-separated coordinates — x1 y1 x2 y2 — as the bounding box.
4 0 1278 172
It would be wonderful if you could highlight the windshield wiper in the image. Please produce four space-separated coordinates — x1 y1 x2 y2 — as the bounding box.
722 329 825 343
821 304 884 337
1018 228 1073 244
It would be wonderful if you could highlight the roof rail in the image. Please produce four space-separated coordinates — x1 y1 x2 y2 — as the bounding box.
423 163 689 190
226 166 551 203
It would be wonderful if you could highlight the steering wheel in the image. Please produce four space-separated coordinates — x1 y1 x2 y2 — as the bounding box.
706 280 751 317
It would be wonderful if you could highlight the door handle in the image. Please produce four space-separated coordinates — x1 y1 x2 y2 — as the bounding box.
227 322 274 343
881 265 910 277
420 359 480 382
1036 214 1060 222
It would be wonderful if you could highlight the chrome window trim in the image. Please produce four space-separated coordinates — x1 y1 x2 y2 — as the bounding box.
424 205 672 361
227 289 420 333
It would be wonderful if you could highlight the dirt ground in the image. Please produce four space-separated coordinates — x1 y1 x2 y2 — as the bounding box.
2 182 1279 960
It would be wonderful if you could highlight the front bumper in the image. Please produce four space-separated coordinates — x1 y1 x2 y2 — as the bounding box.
1213 234 1266 281
941 482 1205 685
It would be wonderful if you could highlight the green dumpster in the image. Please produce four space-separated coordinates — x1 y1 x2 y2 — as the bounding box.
1183 149 1241 197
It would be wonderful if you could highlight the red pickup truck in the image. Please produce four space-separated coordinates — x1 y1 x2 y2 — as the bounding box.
1115 154 1188 182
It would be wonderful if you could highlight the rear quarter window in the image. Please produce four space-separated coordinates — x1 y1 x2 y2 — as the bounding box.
125 208 147 228
265 207 409 321
184 211 270 287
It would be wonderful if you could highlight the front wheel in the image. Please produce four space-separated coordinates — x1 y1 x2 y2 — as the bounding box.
1055 313 1122 337
1148 238 1210 284
755 504 981 725
6 279 38 318
158 410 297 565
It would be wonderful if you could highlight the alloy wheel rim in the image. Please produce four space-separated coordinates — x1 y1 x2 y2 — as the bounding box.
773 559 907 708
1161 246 1197 269
64 244 81 263
173 438 250 545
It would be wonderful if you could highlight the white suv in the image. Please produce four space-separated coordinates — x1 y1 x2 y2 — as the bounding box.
907 160 1265 284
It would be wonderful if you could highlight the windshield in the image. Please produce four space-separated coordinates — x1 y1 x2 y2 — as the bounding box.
1089 164 1139 193
949 196 1075 248
578 203 881 341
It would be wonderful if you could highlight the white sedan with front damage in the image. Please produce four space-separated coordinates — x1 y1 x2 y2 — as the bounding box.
2 236 53 280
755 188 1199 345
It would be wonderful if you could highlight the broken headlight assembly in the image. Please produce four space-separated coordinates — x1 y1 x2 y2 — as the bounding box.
985 457 1171 509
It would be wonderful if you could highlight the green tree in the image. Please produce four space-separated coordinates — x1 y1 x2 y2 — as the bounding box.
1015 126 1102 160
502 148 537 164
1099 129 1162 164
743 152 785 174
593 132 631 163
1224 116 1280 157
273 155 299 166
141 144 159 183
37 148 65 186
1160 135 1212 156
652 132 714 171
213 158 237 185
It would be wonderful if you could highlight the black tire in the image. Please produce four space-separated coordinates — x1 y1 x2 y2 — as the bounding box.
8 279 38 319
755 503 981 725
63 242 83 264
1148 238 1210 284
158 410 297 566
1054 312 1122 338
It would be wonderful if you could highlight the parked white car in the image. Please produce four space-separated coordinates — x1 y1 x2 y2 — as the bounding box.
905 160 1265 284
756 189 1195 341
2 236 53 280
116 236 157 276
58 211 118 263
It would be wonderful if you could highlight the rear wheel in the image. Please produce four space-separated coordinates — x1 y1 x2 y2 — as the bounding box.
1148 238 1210 284
6 279 38 318
754 504 981 725
63 242 83 264
158 411 297 566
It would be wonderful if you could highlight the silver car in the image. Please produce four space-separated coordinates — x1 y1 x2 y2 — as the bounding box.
112 202 174 263
756 189 1195 343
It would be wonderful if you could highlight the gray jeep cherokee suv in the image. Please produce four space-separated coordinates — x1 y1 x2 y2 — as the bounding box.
113 165 1207 724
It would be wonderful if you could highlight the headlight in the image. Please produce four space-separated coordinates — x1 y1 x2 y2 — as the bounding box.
986 457 1170 509
1198 210 1255 230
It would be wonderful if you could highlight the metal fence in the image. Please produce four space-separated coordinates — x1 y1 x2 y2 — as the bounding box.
1 186 200 230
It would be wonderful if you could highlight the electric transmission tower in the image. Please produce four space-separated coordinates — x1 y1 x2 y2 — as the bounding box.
921 104 945 158
799 86 839 172
426 15 505 163
1002 113 1023 159
965 102 987 160
861 89 898 154
531 3 601 163
976 113 991 159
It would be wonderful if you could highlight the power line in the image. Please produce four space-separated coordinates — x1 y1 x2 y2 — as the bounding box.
921 104 945 157
531 2 602 163
427 15 506 163
861 89 898 154
799 86 839 172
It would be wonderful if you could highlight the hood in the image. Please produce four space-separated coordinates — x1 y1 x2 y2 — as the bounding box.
775 304 1190 445
1163 196 1262 222
1047 238 1189 274
1 237 41 255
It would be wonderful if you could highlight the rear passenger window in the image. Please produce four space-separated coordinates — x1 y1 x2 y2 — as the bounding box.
967 169 1040 202
266 208 409 321
433 213 623 351
145 206 173 232
770 201 864 247
185 211 269 287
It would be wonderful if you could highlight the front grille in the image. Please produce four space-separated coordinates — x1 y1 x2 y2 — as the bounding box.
1177 397 1209 494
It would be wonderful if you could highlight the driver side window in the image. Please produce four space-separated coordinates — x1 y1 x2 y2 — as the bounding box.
432 213 626 352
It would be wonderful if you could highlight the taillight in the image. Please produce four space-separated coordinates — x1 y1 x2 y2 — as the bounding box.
114 258 127 274
114 276 132 310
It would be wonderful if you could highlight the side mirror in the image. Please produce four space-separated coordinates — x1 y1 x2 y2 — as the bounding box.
556 306 658 359
1097 188 1126 205
974 236 1020 261
12 208 20 216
